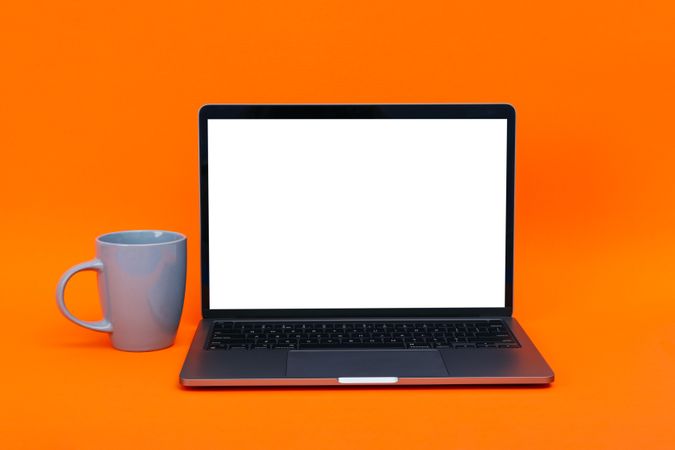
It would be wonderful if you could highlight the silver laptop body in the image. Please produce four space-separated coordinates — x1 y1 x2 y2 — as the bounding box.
180 104 554 386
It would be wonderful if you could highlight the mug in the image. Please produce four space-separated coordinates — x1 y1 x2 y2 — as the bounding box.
56 230 187 351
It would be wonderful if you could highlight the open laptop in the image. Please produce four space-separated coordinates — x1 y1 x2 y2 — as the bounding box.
180 104 554 386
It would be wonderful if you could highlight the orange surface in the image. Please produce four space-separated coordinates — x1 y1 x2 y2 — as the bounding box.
1 1 674 448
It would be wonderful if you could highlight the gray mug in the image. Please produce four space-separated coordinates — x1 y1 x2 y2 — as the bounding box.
56 230 187 351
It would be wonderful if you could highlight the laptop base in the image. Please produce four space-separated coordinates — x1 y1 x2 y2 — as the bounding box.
180 317 554 387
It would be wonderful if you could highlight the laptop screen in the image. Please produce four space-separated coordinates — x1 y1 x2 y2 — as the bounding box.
207 118 507 310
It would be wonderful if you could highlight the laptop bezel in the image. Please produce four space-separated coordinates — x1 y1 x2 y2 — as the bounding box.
199 104 515 319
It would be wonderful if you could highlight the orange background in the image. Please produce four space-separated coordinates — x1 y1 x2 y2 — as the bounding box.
1 1 674 448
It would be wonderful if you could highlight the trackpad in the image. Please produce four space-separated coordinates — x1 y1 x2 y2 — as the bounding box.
286 350 449 378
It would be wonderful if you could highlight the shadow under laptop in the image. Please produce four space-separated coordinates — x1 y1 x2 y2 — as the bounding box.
178 383 553 392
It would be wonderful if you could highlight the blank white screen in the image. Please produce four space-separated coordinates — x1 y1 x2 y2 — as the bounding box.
208 119 507 309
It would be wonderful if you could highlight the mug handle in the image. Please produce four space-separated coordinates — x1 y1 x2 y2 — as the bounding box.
56 259 113 333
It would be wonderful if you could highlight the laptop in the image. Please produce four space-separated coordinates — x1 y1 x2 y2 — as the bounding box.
180 104 554 386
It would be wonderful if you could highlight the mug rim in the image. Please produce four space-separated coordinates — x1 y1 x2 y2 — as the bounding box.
96 230 186 247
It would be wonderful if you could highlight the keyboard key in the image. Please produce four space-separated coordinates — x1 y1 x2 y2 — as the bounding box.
299 342 404 349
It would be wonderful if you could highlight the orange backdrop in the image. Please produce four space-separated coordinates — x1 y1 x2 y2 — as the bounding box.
1 1 674 449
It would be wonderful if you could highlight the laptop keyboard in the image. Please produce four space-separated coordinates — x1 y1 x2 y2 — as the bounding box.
206 320 520 350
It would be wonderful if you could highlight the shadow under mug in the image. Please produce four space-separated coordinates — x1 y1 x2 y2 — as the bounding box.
56 230 187 351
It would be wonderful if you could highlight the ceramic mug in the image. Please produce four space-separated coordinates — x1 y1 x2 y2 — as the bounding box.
56 230 187 351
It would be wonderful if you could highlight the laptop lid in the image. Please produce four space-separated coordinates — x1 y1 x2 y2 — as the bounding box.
199 104 515 319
